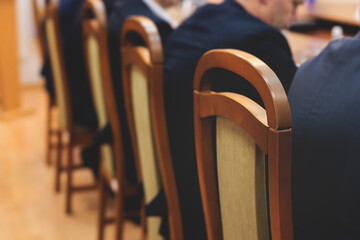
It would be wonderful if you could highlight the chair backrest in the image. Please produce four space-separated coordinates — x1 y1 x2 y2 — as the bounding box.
121 16 183 240
82 0 116 179
44 0 72 130
32 0 46 61
193 49 293 240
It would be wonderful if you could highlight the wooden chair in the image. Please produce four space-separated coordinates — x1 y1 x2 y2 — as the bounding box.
121 16 183 240
82 1 139 239
32 0 46 60
44 0 97 213
193 49 293 240
33 0 57 166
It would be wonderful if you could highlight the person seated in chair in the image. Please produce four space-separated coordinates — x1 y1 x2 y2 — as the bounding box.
41 0 84 100
81 0 174 184
80 0 174 234
42 0 115 128
162 0 302 238
289 31 360 240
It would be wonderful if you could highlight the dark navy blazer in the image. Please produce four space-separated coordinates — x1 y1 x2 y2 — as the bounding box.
61 0 117 128
163 0 297 238
106 0 173 114
41 0 85 101
289 32 360 240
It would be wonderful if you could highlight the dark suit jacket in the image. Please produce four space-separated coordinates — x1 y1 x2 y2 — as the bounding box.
106 0 173 114
289 32 360 240
41 0 85 100
59 0 85 47
163 0 297 238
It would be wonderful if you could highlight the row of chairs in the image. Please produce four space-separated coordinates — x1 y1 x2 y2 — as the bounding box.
34 0 293 239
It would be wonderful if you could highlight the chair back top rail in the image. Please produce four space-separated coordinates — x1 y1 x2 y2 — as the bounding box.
194 49 291 130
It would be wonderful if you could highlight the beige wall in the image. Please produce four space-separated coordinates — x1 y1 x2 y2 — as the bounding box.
16 0 42 85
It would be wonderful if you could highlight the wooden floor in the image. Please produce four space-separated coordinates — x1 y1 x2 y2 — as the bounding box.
0 86 141 240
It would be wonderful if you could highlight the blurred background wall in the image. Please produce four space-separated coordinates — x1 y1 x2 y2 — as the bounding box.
16 0 42 85
12 0 358 86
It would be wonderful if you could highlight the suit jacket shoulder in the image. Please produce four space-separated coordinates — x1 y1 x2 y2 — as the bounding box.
289 32 360 240
165 0 296 92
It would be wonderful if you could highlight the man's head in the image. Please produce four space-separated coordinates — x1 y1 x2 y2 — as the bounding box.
237 0 304 29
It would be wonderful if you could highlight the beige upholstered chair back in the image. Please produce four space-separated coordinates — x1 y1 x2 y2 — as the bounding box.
193 49 293 240
82 0 115 178
121 16 183 240
86 36 108 128
216 115 268 240
45 0 72 130
130 62 163 240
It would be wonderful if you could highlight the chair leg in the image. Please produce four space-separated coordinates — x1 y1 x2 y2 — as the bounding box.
114 186 124 240
54 130 62 192
46 100 52 165
66 142 73 214
97 173 107 240
140 201 147 240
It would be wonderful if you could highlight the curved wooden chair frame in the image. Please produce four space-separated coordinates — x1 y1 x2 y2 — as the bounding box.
32 0 46 61
32 0 58 166
121 16 183 240
82 1 138 239
193 49 293 240
45 0 97 214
